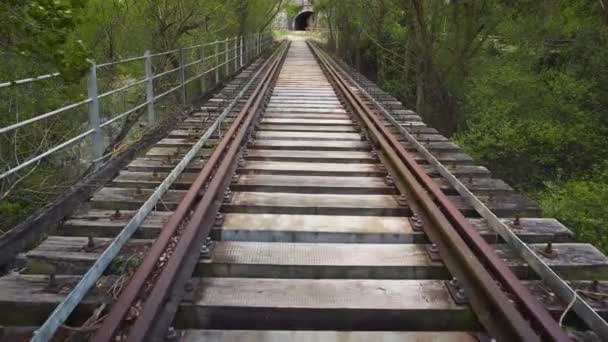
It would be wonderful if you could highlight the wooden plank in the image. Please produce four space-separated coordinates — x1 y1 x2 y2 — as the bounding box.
90 188 186 211
181 330 480 342
60 209 171 239
245 150 376 163
112 171 197 190
221 214 573 244
232 175 396 194
256 131 362 141
251 140 370 151
257 124 357 132
224 192 408 216
239 161 385 177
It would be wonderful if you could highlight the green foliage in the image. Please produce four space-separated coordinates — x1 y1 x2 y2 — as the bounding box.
455 62 606 190
1 0 91 79
285 4 302 20
315 0 608 252
0 0 283 234
540 167 608 253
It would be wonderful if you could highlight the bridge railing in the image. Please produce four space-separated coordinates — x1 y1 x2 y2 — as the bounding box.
0 32 273 181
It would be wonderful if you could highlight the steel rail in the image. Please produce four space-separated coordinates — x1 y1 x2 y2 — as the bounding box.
128 43 288 341
91 41 287 342
309 42 571 342
332 52 608 338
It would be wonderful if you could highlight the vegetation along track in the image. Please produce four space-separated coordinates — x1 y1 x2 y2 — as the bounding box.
2 39 608 341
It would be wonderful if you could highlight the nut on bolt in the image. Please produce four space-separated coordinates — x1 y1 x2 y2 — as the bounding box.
384 175 394 185
165 326 178 341
223 190 232 203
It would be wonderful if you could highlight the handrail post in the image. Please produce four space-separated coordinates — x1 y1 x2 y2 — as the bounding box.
144 50 155 126
215 41 220 84
234 37 238 71
225 39 229 76
179 47 186 106
86 62 104 163
240 36 244 67
199 46 206 95
257 32 260 56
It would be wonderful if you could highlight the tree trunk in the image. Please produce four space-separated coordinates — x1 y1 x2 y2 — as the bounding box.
404 0 457 136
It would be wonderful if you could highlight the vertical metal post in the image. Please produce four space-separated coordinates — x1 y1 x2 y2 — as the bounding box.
179 47 186 105
215 41 220 84
144 51 155 126
199 46 206 95
225 39 229 76
87 62 104 163
240 36 244 67
234 37 238 71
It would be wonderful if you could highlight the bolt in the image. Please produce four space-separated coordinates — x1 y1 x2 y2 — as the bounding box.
384 175 394 185
47 272 56 289
200 245 211 259
185 282 194 292
112 209 122 220
544 241 553 255
165 326 178 340
456 288 467 301
449 277 459 287
429 243 439 253
223 190 232 203
87 236 95 249
232 174 239 184
468 175 474 184
513 215 521 227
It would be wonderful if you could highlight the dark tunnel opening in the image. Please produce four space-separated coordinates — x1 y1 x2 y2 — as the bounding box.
294 11 314 31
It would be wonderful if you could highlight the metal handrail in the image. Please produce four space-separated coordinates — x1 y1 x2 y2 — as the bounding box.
0 32 272 181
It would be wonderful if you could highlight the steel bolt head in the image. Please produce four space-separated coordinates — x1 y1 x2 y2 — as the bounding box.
449 277 459 287
165 326 177 340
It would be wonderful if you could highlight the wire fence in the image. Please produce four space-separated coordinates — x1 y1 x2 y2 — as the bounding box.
0 32 273 182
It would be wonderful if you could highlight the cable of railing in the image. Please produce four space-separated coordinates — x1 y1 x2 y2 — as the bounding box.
0 72 61 89
0 98 92 135
0 129 94 180
99 100 149 129
96 55 147 69
151 66 182 80
0 33 273 180
148 48 182 58
153 84 182 102
98 77 148 100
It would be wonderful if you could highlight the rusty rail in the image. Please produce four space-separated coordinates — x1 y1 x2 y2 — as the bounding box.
308 41 571 342
92 41 290 342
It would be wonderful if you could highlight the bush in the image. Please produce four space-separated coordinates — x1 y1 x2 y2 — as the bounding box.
540 167 608 253
456 60 606 191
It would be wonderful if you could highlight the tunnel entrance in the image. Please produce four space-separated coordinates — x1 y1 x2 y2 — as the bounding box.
294 11 314 31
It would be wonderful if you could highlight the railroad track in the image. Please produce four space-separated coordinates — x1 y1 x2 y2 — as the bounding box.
1 39 608 341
